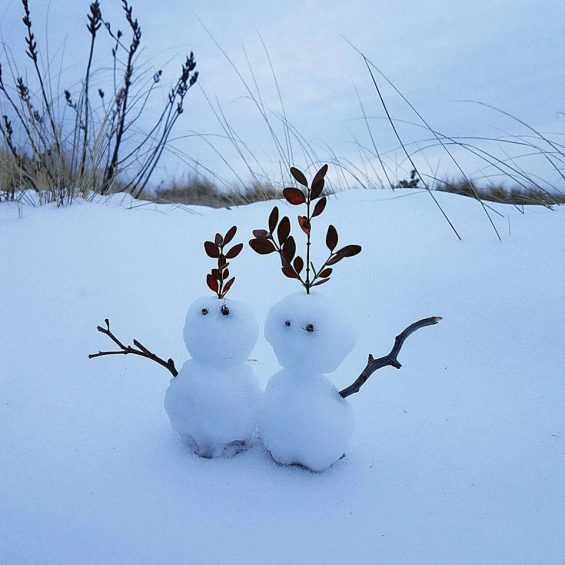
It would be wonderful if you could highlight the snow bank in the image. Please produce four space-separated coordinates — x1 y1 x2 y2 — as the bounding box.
1 189 564 564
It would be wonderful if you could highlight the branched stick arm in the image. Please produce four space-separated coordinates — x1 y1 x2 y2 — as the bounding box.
339 316 442 399
89 319 178 377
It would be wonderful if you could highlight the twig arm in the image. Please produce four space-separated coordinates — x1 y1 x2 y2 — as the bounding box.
89 319 178 377
339 316 442 399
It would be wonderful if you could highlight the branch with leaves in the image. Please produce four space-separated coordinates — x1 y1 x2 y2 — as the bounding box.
204 225 244 299
249 165 361 293
89 319 178 377
339 316 442 398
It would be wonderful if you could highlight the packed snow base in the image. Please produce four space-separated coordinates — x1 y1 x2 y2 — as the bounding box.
165 296 261 457
2 190 564 564
262 292 357 471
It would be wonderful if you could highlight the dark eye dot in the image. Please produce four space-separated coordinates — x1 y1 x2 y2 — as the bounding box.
284 320 291 327
201 308 208 316
220 304 230 316
306 323 314 333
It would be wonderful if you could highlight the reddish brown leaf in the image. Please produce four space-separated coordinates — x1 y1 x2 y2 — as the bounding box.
298 215 311 236
204 241 219 258
223 226 237 245
253 229 268 239
293 256 304 275
311 179 324 199
281 266 299 279
211 268 221 281
215 233 223 245
277 216 291 244
268 206 279 233
312 197 327 217
326 224 338 251
222 276 235 296
312 164 328 185
336 244 362 257
283 187 306 205
311 165 328 198
282 236 296 264
312 277 330 287
225 243 243 259
206 273 219 293
223 268 230 279
318 267 333 278
249 238 276 255
326 254 343 266
290 166 308 187
218 254 227 267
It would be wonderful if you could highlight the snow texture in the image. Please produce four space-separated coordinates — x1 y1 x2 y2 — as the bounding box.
261 369 354 472
164 359 261 458
183 296 259 366
265 291 356 373
2 190 564 564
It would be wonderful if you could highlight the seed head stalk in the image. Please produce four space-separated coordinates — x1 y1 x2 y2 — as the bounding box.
305 187 311 294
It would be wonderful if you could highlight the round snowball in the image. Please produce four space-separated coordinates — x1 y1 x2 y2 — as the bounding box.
183 297 259 366
260 368 354 472
265 292 356 373
164 359 262 458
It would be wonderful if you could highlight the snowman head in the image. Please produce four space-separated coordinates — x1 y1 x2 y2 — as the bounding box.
184 296 259 366
265 292 356 373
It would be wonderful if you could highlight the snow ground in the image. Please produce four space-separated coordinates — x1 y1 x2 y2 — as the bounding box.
1 190 564 564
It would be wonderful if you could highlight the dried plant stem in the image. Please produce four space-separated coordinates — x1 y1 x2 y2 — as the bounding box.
339 316 442 398
305 189 311 293
89 319 178 377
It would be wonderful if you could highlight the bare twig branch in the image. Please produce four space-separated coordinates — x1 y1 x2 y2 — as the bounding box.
88 318 178 377
339 316 442 398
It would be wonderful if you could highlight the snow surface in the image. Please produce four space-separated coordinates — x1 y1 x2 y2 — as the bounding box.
183 296 259 365
265 291 356 373
1 189 564 564
261 368 354 472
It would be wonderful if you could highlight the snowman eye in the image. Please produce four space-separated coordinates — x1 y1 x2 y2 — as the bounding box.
220 304 230 316
284 320 291 327
201 308 208 315
305 323 315 333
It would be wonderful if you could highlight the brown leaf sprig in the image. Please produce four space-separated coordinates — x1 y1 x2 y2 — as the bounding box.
204 226 243 298
249 165 362 293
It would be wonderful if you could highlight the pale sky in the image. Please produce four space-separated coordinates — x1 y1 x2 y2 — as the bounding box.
1 0 564 190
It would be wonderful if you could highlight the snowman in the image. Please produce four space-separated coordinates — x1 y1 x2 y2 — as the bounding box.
164 226 262 458
261 291 358 471
249 165 362 471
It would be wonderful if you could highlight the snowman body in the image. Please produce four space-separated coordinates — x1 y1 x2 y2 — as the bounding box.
260 292 356 472
164 296 261 458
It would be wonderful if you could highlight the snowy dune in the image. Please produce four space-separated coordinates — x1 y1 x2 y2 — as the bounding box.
1 190 564 564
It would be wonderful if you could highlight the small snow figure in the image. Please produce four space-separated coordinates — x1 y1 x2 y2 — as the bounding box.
164 226 262 458
250 165 362 471
250 165 441 472
262 292 356 471
89 226 261 459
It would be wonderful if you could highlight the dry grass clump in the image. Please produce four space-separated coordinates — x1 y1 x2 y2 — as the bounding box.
149 176 283 208
0 0 197 206
437 178 565 207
